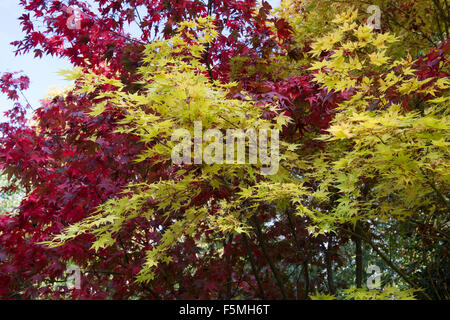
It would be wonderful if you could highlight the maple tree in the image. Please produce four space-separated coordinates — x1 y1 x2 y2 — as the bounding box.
0 1 448 300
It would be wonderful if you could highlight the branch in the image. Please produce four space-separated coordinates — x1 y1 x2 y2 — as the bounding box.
242 234 266 299
204 0 215 84
325 233 336 295
134 7 150 43
252 214 289 299
285 208 309 299
340 226 432 300
418 167 450 210
223 235 233 299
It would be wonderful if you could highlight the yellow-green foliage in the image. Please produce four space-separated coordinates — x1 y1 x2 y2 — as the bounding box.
278 0 343 47
278 0 448 58
310 285 418 300
44 17 294 283
341 285 418 300
302 10 449 228
307 8 445 98
232 10 449 235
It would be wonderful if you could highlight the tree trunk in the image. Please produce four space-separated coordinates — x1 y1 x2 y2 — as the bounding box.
252 214 288 299
355 223 363 288
325 233 336 294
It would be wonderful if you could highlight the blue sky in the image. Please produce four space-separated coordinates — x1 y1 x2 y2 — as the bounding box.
0 0 280 121
0 1 73 120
